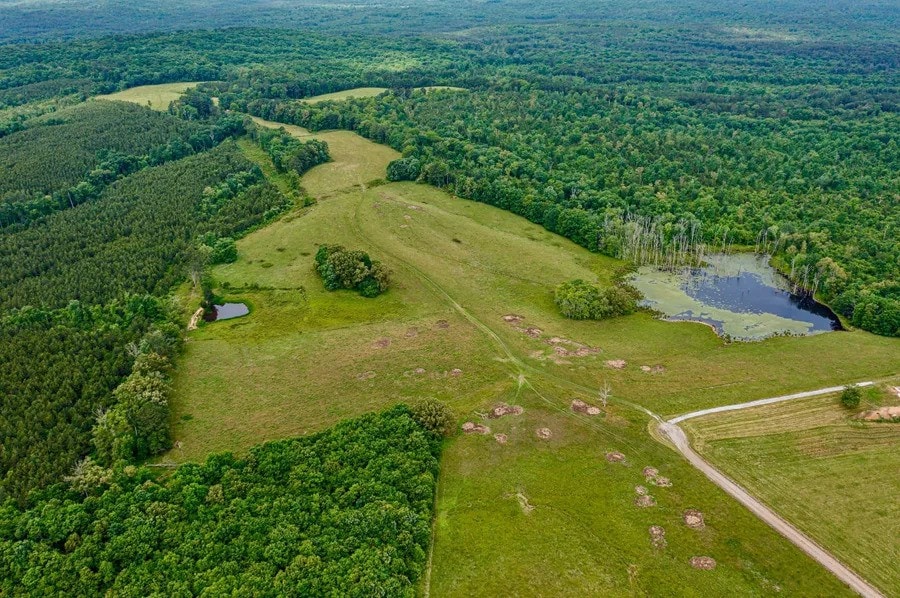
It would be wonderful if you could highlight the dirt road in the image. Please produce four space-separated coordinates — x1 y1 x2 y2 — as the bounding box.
669 382 874 424
660 383 884 598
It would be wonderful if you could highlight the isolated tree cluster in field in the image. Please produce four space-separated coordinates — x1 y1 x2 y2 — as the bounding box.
315 244 391 297
554 279 637 320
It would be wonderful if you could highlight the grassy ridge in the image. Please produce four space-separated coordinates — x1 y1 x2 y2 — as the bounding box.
167 116 898 594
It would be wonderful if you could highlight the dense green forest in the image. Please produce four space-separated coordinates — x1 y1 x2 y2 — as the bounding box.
0 298 172 503
0 407 440 596
0 143 275 310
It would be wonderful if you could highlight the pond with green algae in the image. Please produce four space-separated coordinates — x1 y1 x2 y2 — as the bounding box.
630 254 842 340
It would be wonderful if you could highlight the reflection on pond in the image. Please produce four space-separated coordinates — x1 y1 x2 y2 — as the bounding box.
204 303 249 322
630 254 842 340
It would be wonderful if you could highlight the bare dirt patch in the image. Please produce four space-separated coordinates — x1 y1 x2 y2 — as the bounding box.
683 509 705 530
502 314 525 323
546 336 600 357
405 327 419 338
640 365 666 374
605 359 627 369
859 405 900 421
356 371 376 380
523 327 543 338
506 492 535 514
635 485 649 496
450 368 463 377
403 367 427 377
435 319 450 329
635 495 656 508
372 338 391 349
649 526 667 549
489 403 524 418
605 451 627 463
187 307 205 331
690 556 716 570
494 433 508 444
462 422 491 435
536 427 552 440
571 399 602 416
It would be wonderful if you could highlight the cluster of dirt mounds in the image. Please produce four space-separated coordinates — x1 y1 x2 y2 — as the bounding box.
494 433 508 444
642 466 672 487
571 399 602 416
500 315 600 361
859 405 900 421
489 403 524 418
605 359 627 369
462 422 491 435
683 509 705 530
649 526 667 549
640 365 666 374
536 427 552 440
605 451 627 464
356 371 376 380
690 556 716 570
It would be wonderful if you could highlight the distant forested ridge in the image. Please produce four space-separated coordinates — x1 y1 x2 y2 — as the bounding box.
0 407 440 596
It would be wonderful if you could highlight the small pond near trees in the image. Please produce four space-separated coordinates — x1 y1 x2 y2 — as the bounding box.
630 254 842 340
204 303 249 322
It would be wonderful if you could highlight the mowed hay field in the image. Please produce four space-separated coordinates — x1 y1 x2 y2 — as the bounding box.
683 384 900 594
163 100 900 595
96 82 203 110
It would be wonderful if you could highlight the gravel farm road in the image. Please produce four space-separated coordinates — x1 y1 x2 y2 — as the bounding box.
660 383 883 598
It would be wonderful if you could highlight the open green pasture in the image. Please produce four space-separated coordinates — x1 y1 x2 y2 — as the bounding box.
95 82 203 110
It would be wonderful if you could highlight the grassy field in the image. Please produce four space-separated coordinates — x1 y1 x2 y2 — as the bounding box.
682 382 900 594
163 114 900 595
96 82 203 110
299 87 388 103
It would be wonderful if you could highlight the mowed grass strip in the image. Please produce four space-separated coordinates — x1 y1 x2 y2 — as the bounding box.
684 387 900 594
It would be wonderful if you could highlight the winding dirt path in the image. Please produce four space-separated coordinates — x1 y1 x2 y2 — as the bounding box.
661 384 883 598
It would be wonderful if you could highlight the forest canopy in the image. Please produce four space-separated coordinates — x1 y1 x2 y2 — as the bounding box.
0 407 440 597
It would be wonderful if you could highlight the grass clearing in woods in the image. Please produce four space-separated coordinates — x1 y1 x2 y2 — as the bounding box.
96 82 203 110
167 114 898 595
682 382 900 594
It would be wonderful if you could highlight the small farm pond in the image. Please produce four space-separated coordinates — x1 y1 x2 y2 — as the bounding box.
630 254 842 340
204 303 249 322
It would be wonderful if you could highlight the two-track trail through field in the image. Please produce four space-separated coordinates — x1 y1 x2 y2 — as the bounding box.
661 384 883 598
